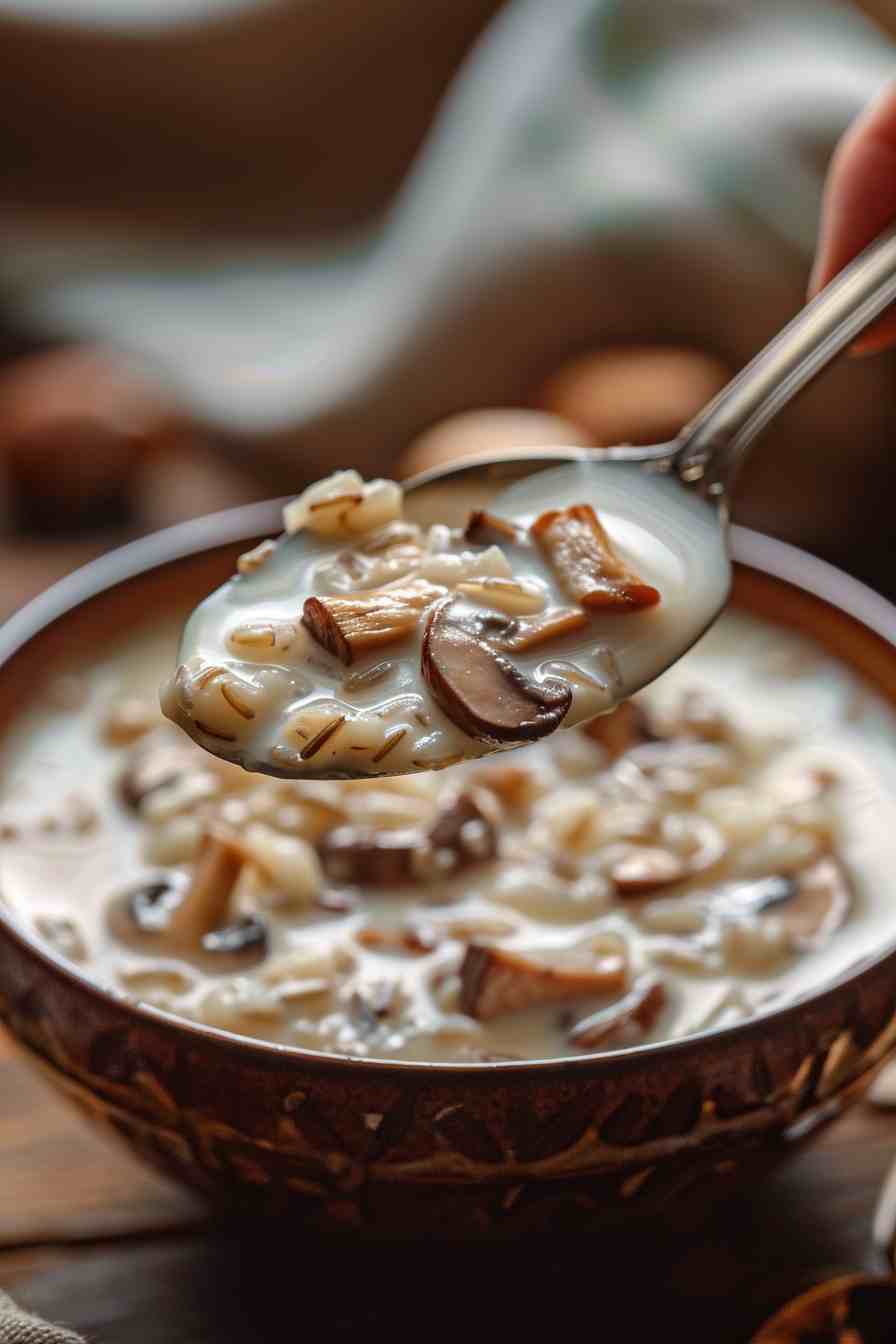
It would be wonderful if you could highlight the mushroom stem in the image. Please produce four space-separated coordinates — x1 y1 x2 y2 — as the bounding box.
168 828 245 947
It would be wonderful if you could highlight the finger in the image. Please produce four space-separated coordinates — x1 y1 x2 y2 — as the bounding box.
809 83 896 353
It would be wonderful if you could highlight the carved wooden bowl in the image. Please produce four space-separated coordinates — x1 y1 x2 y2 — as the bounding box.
1 505 895 1237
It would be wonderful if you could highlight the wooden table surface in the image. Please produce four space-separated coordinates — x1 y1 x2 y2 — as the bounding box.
0 1021 894 1343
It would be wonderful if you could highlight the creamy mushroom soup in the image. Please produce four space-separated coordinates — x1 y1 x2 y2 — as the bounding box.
162 467 727 778
4 607 896 1062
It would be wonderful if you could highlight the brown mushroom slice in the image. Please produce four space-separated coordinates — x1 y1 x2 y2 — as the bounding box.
302 576 446 665
109 834 268 969
422 790 498 874
489 606 589 654
460 941 627 1021
464 509 527 547
317 791 497 887
421 597 572 743
611 846 686 896
582 699 654 759
318 824 420 886
531 503 660 609
717 859 851 951
569 975 666 1050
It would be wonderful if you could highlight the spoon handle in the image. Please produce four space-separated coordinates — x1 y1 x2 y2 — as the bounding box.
675 224 896 491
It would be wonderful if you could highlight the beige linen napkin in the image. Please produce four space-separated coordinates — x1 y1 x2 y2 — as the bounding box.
0 1292 83 1344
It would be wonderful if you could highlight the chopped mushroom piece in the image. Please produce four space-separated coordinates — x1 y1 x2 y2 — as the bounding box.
583 699 654 760
715 858 851 951
317 791 497 887
109 832 269 969
423 790 498 871
167 828 245 946
490 606 588 653
569 975 666 1050
318 825 419 886
421 597 572 743
782 858 851 948
302 577 446 664
531 504 660 609
464 510 527 547
459 940 627 1021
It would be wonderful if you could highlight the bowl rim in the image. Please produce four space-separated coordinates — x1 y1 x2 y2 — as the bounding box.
1 500 896 1079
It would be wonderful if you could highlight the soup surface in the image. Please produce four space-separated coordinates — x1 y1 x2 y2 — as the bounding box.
162 467 727 778
3 606 896 1063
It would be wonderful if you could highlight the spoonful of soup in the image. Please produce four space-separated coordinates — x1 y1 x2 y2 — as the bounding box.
162 225 896 779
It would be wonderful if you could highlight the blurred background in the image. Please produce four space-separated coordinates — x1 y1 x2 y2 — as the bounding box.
0 0 895 616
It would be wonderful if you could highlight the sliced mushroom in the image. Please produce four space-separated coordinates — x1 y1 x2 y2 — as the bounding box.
425 790 498 868
109 831 268 969
125 875 190 933
302 576 446 664
582 699 654 760
569 975 666 1050
490 606 588 653
460 940 628 1021
464 510 527 547
201 914 268 960
531 503 660 610
716 858 851 950
317 824 420 886
317 791 497 887
421 597 572 743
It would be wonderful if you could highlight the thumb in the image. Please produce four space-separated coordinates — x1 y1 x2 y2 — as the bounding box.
810 82 896 354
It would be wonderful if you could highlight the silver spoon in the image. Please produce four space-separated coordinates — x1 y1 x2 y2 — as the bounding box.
171 225 896 778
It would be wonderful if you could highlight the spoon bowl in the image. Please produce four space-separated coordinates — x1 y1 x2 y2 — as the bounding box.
170 222 896 779
401 444 730 698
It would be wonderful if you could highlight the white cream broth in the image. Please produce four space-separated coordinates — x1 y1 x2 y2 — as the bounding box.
2 607 896 1063
163 465 728 778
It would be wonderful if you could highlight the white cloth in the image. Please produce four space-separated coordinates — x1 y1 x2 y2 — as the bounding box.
2 0 895 546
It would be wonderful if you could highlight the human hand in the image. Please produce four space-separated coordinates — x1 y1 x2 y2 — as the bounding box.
810 83 896 354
